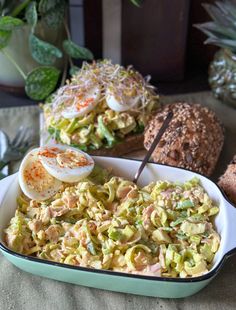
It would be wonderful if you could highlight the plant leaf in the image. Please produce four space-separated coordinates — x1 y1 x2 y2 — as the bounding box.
0 0 16 16
215 1 236 26
130 0 142 7
69 65 80 76
39 0 66 29
202 3 236 30
194 22 236 40
39 0 61 12
63 40 94 60
225 0 236 19
0 29 11 49
25 66 60 100
0 16 24 31
29 34 63 65
25 1 37 28
205 37 236 50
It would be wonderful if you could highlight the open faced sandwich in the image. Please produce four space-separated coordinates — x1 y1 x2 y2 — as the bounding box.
43 60 159 155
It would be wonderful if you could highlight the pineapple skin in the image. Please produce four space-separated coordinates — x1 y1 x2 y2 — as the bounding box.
209 49 236 108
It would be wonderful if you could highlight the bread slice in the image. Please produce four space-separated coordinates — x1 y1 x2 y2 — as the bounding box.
89 133 144 156
218 156 236 205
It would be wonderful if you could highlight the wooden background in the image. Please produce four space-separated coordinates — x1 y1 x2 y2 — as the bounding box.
84 0 219 94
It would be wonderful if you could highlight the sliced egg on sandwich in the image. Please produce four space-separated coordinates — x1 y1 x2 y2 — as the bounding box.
105 87 140 112
19 146 94 200
61 84 101 119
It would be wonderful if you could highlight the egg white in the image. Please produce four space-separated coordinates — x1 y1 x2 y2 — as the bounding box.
19 148 62 201
106 89 140 112
62 85 101 119
38 145 94 183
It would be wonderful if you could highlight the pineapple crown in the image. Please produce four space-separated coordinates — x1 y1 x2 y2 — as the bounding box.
194 0 236 53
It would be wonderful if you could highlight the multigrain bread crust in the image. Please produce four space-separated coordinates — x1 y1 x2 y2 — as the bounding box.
89 133 144 156
144 102 224 176
218 156 236 205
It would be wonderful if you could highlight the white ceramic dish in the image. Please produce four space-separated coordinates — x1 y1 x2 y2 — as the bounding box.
0 157 236 298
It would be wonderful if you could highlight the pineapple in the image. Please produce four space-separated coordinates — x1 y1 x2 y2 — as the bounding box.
195 0 236 107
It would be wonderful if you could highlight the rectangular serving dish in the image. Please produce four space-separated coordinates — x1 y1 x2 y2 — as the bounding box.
1 157 236 298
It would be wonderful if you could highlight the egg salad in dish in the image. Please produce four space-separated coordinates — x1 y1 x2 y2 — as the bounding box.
5 147 220 278
43 60 159 152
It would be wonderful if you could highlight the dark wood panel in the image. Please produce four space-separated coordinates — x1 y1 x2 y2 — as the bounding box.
83 0 103 59
121 0 190 82
186 0 219 72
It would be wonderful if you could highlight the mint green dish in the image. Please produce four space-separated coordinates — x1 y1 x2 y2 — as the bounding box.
1 157 236 298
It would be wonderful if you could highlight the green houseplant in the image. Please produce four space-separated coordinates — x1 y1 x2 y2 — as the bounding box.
195 0 236 107
0 0 94 101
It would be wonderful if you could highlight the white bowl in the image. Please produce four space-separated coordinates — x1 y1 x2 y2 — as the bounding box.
0 157 236 298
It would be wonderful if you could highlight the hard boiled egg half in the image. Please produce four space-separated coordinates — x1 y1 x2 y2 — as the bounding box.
38 145 94 183
105 87 140 112
19 146 94 201
19 148 62 201
61 84 101 119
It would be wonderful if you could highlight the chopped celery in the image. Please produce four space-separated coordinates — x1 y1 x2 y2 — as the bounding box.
160 227 173 232
152 229 172 244
176 200 194 210
108 228 122 241
208 207 219 216
189 235 201 245
97 115 116 147
184 260 207 276
180 221 206 236
122 225 135 240
66 118 78 134
170 217 185 227
200 244 214 262
198 204 209 214
176 232 188 240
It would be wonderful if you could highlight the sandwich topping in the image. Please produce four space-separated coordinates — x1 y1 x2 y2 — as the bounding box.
43 60 159 151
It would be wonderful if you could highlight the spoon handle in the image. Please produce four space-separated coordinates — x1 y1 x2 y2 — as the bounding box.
133 111 173 183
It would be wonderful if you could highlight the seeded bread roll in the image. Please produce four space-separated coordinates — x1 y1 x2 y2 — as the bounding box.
218 156 236 204
144 102 224 176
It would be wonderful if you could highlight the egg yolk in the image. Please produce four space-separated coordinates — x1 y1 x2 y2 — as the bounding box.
23 158 55 192
56 149 91 169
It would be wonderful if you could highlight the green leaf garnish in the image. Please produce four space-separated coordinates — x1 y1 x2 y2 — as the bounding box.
63 39 94 60
25 66 60 100
29 34 62 65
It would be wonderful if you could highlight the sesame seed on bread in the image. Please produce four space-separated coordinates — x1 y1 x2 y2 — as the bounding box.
218 156 236 205
144 102 224 176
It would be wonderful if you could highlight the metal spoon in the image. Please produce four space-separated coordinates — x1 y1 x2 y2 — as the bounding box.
133 111 173 183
